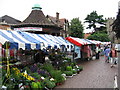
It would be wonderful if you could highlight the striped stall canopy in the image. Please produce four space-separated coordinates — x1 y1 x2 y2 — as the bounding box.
66 37 92 47
44 35 73 48
0 30 41 50
0 29 73 50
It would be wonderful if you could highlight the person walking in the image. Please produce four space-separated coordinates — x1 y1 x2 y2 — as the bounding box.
104 46 111 63
95 45 101 59
110 47 118 68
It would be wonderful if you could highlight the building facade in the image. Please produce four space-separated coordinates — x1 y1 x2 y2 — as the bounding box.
106 17 118 43
46 12 69 38
0 15 21 30
11 4 61 36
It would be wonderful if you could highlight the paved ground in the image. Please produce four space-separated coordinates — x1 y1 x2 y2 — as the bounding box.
55 56 118 88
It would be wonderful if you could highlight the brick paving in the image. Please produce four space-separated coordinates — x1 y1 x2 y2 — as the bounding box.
55 56 118 88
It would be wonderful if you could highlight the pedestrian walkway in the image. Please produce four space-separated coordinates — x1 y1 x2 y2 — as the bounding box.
55 56 118 88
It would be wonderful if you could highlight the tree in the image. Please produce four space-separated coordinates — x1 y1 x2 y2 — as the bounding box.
84 11 106 32
69 18 84 38
84 11 110 41
87 33 110 42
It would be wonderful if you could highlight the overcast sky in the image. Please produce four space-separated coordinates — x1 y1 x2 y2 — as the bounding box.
0 0 120 33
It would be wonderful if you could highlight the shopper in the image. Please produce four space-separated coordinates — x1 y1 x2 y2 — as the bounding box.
104 46 111 63
110 47 118 68
95 45 101 59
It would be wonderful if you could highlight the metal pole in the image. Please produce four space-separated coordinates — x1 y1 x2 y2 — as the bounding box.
73 45 75 62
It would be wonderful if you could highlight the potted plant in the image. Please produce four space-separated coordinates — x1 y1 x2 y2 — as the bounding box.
43 78 56 89
63 71 73 77
66 66 72 71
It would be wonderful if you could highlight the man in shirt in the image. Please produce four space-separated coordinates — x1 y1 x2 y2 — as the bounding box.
104 46 111 63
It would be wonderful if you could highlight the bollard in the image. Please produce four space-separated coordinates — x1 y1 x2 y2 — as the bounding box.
114 74 119 90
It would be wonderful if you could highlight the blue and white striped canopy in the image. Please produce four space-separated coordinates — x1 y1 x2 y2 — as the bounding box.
0 30 73 50
0 30 42 50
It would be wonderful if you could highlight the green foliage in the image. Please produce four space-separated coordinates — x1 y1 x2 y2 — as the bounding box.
87 33 110 42
43 78 56 89
63 71 73 76
78 66 83 71
10 68 22 81
70 62 77 68
63 57 72 65
50 70 65 83
66 66 72 71
30 73 41 80
23 67 32 74
69 17 84 38
72 69 77 74
84 11 106 31
31 81 42 89
48 51 66 69
42 63 54 72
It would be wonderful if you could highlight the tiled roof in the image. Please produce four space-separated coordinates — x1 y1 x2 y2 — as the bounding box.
0 15 21 24
12 10 57 28
46 15 68 28
22 10 54 26
46 15 58 25
59 18 67 27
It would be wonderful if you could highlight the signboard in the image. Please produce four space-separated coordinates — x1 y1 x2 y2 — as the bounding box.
14 27 42 31
74 45 81 59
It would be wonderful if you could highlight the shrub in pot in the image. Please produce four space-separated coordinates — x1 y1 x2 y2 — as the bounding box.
63 71 73 76
72 69 77 74
31 81 42 89
79 66 83 71
66 66 72 71
50 70 65 83
30 73 41 80
43 78 56 89
42 63 54 72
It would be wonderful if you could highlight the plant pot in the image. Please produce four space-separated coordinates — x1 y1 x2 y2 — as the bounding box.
56 83 60 86
73 73 77 76
56 83 63 86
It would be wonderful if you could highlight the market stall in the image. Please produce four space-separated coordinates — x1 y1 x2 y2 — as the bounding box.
0 30 74 64
66 37 95 60
0 31 83 89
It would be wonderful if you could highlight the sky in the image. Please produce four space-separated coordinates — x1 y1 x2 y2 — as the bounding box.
0 0 120 33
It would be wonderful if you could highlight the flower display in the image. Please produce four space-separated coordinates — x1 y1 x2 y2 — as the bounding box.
21 73 35 81
41 76 45 80
50 78 54 81
12 68 20 75
12 67 35 81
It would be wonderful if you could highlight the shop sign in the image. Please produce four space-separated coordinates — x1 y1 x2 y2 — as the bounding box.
14 27 42 31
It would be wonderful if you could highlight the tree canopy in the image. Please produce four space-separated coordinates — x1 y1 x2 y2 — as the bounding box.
84 11 107 32
87 33 110 42
69 18 84 38
84 11 110 41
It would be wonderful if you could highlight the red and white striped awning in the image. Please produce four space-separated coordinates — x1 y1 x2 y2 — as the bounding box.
66 37 91 47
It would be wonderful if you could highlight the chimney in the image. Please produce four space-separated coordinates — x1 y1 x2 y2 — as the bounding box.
56 12 59 23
